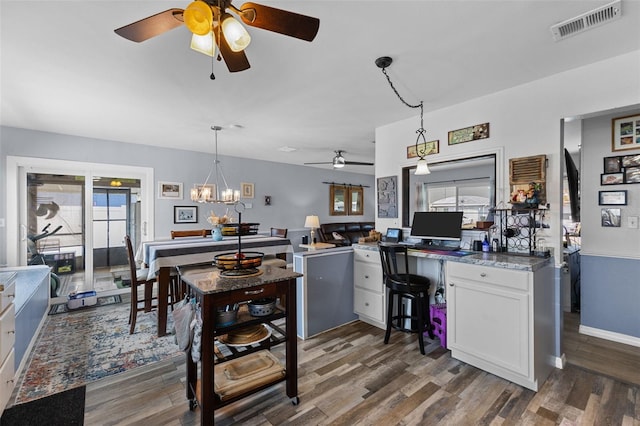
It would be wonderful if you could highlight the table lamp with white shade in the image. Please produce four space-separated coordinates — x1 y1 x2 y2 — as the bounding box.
304 215 320 244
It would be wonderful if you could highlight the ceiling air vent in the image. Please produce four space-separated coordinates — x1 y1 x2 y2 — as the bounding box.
550 0 622 41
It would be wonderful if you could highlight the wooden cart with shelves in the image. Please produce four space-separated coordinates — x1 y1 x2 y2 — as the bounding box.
179 265 301 424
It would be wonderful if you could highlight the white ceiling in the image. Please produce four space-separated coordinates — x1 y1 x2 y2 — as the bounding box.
2 1 639 174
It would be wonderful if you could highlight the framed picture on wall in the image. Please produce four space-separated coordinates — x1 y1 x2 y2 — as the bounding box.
601 173 624 185
622 154 640 168
174 206 198 224
241 182 255 199
625 166 640 183
611 114 640 152
603 156 622 173
377 176 397 218
601 208 621 227
158 181 183 199
598 190 627 206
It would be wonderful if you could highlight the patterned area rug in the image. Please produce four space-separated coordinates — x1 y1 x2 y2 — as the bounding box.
15 302 182 404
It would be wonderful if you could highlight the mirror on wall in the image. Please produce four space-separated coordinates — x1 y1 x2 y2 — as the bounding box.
402 154 496 227
330 184 347 216
348 186 364 215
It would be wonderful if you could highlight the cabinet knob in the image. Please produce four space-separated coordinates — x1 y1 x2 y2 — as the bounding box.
449 282 454 287
480 273 487 277
365 302 369 306
364 275 369 279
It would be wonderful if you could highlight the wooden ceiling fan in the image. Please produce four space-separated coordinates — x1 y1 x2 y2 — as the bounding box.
114 0 320 73
305 150 374 169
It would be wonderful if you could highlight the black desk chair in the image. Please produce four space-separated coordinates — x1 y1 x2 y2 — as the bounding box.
378 243 435 354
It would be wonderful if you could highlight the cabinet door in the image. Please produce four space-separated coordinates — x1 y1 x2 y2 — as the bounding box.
447 277 530 377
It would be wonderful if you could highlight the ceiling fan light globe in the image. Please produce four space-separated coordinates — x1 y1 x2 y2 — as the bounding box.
190 31 216 57
184 1 213 36
333 156 346 168
222 14 251 52
415 158 431 175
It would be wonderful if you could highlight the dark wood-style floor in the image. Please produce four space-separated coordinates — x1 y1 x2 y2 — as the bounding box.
82 312 640 425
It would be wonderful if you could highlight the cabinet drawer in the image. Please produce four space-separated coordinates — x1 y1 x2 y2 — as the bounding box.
448 262 529 291
354 288 384 322
0 280 15 314
0 349 15 413
0 304 16 364
354 249 379 265
354 262 383 293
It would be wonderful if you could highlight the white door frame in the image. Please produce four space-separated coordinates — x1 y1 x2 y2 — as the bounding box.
5 157 155 278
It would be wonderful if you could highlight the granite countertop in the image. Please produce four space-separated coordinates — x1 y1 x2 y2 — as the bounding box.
178 264 302 295
353 243 553 272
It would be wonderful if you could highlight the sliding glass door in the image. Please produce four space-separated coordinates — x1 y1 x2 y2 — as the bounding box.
6 156 154 300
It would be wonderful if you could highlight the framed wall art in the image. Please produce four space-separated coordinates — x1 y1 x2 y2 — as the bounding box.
603 156 622 173
241 182 255 198
407 140 439 158
377 176 397 218
174 206 198 224
622 154 640 168
601 173 624 185
625 166 640 183
598 190 627 206
611 114 640 152
158 181 183 199
601 208 621 227
448 122 489 145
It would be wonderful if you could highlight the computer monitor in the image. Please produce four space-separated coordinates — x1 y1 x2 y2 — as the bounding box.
410 211 464 243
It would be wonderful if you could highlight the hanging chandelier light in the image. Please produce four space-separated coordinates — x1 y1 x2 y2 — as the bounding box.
191 125 240 204
375 56 431 175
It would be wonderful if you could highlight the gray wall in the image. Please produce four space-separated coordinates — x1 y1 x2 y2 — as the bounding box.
0 126 375 265
580 110 640 338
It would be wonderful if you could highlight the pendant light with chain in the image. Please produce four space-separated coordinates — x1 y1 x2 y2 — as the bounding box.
375 56 430 175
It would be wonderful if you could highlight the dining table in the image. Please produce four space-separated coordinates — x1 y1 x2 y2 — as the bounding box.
142 235 294 336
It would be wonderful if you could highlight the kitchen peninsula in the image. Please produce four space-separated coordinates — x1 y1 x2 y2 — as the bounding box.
352 243 556 391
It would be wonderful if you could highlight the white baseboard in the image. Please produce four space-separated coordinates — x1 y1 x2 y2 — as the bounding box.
579 324 640 348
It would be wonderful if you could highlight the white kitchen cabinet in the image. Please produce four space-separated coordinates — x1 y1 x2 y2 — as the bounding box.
0 272 16 413
446 261 554 391
353 247 385 329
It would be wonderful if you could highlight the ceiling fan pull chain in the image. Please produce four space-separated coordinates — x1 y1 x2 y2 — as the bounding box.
210 51 216 80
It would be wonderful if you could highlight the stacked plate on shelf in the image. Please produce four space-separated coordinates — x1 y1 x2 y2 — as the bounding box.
219 324 271 347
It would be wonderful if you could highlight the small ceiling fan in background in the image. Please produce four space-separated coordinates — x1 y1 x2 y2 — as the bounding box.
304 150 374 169
114 0 320 73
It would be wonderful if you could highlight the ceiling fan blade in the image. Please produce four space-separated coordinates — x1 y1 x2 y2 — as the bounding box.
239 2 320 42
115 9 184 42
217 28 251 72
345 161 374 166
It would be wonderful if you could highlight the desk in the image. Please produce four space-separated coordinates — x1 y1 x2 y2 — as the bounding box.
299 242 336 250
143 236 293 336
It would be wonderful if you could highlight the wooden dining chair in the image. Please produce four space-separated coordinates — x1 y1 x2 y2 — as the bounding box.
169 229 207 301
171 229 208 239
125 235 159 334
